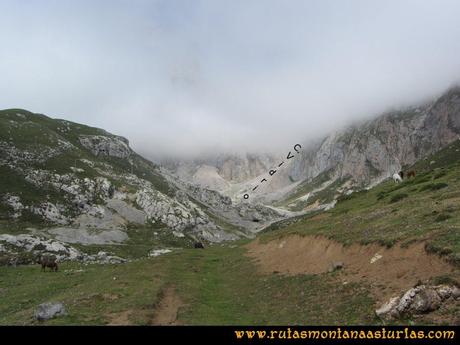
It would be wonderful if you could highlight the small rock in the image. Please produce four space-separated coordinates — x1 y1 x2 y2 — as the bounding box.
34 302 66 321
370 253 383 264
97 251 107 259
328 261 344 273
148 249 172 257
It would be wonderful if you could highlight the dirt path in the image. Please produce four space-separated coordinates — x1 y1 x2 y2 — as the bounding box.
152 286 183 325
246 235 460 302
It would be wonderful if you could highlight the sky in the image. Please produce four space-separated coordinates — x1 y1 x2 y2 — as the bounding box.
1 0 460 159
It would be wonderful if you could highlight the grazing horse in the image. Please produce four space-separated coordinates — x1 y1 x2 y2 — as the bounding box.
407 170 416 178
399 170 404 179
194 242 205 249
392 173 402 183
38 255 59 272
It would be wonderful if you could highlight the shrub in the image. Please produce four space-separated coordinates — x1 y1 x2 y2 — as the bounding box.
435 213 451 222
412 175 431 185
432 182 449 190
33 243 46 251
419 182 448 192
431 275 459 287
389 193 408 203
378 238 396 248
433 170 447 179
336 193 353 203
376 191 386 200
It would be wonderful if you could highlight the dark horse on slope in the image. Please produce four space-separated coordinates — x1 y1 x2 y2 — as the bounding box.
37 255 59 272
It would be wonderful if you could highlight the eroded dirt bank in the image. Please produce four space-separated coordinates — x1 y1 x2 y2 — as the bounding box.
246 235 459 302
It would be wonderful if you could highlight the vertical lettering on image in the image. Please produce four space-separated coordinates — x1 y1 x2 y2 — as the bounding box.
242 142 302 198
294 143 301 152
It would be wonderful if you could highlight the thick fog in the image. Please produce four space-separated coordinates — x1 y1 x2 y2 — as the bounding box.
1 0 460 159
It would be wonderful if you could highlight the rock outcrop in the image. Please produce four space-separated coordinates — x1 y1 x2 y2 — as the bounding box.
0 234 127 265
376 284 460 320
284 87 460 189
162 152 278 191
79 134 132 158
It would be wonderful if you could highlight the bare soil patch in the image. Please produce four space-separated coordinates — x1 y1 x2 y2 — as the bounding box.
107 310 133 325
152 286 183 325
246 235 459 302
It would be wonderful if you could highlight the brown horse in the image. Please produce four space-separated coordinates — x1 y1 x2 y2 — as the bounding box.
38 256 59 272
407 170 416 178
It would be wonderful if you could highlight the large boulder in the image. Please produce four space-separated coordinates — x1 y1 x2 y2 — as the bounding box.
34 302 67 321
376 284 460 320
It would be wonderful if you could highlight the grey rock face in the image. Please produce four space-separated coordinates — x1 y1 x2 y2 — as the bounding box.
279 87 460 194
79 135 132 158
34 302 66 321
182 184 233 212
235 203 285 222
106 199 146 225
376 284 460 320
162 152 279 189
48 228 128 245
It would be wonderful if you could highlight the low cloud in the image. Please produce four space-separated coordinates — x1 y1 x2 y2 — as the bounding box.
1 0 460 160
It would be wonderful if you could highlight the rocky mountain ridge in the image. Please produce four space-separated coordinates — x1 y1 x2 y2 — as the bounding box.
164 86 460 210
0 110 286 252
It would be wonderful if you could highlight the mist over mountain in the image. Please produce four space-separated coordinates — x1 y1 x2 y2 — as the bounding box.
1 0 460 159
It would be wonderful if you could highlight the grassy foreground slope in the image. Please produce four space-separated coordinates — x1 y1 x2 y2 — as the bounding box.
0 244 374 325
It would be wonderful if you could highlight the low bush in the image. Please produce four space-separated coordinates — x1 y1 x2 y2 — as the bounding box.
389 193 408 203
